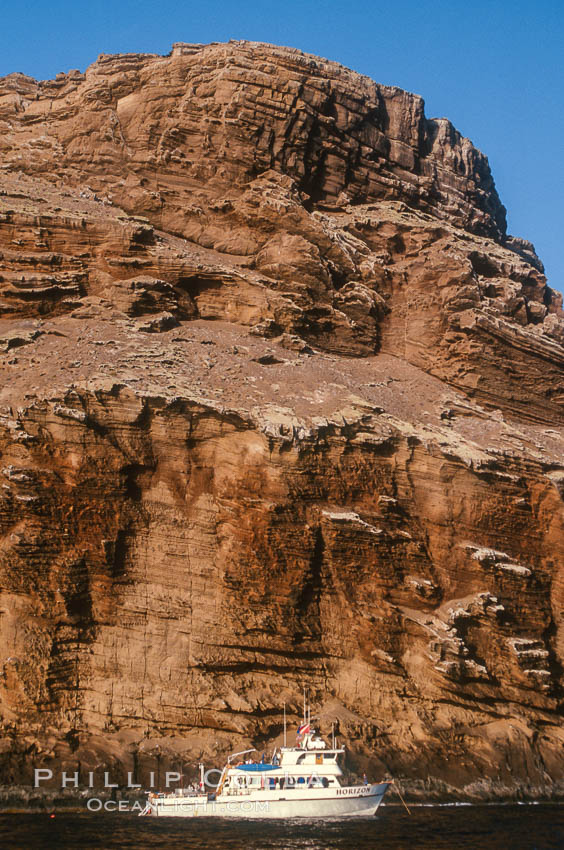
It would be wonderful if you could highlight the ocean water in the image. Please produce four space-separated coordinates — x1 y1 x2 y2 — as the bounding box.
0 805 563 849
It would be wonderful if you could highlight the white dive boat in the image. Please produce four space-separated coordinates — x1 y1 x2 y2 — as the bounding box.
140 725 390 819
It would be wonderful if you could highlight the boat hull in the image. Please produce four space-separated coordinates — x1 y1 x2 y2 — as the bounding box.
144 782 389 819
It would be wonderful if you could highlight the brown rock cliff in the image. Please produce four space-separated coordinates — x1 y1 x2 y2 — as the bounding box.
0 41 563 800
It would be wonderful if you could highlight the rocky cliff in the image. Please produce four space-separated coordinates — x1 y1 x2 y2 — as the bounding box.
0 41 563 801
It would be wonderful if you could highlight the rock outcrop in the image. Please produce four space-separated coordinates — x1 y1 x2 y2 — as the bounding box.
0 41 563 801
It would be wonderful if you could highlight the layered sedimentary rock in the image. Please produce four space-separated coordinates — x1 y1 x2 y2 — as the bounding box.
0 42 563 800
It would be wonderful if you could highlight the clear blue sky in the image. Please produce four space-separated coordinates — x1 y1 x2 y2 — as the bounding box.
2 1 562 291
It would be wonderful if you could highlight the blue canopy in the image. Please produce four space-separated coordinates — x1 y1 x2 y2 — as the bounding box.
235 763 278 772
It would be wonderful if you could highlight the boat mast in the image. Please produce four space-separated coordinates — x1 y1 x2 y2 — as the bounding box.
283 701 287 748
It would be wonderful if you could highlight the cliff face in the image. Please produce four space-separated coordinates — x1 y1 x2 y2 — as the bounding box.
0 41 563 799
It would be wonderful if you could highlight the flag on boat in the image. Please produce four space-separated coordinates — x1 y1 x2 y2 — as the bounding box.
297 722 310 736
